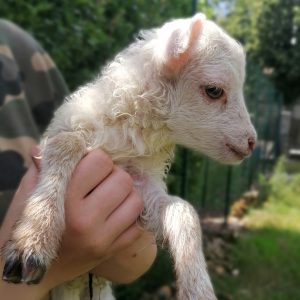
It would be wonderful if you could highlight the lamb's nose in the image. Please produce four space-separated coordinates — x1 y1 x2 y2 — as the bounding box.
248 137 256 152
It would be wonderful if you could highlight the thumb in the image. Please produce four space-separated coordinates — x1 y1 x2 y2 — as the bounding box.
30 145 42 170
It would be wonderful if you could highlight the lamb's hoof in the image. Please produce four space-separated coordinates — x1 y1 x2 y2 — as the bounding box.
22 256 46 284
2 258 23 284
2 257 46 285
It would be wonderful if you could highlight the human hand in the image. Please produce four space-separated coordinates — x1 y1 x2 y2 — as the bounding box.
0 147 157 299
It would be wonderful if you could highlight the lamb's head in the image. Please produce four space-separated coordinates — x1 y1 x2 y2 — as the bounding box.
151 13 256 164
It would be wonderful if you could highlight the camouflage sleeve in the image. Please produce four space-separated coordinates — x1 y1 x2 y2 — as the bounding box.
0 19 70 224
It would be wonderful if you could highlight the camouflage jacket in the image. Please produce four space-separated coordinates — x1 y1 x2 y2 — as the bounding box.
0 19 69 224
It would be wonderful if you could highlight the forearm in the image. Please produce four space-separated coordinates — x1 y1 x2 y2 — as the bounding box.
0 194 50 299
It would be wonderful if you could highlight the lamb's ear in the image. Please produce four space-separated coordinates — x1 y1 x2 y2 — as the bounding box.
158 13 206 76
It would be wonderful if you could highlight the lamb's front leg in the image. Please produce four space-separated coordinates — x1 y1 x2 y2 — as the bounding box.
161 197 216 300
142 180 216 300
2 132 87 284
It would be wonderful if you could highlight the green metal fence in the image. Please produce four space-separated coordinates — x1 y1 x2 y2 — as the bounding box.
168 62 283 218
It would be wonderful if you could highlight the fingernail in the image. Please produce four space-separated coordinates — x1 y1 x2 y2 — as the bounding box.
30 146 42 170
32 155 42 160
30 145 41 158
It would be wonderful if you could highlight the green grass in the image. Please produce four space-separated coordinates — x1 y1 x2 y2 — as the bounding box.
213 159 300 300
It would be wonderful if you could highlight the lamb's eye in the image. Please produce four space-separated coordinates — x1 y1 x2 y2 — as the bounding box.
205 86 224 99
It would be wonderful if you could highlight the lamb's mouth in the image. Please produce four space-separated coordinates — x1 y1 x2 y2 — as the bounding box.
225 143 249 160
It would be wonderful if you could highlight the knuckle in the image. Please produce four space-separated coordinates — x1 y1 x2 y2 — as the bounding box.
115 168 133 192
92 150 113 173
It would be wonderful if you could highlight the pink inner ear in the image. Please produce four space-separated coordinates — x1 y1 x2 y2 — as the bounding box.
165 18 203 75
189 18 202 46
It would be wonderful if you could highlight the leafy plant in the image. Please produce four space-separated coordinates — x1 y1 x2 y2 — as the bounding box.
0 0 197 90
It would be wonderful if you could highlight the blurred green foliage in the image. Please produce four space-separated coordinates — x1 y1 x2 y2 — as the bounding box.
217 0 300 104
268 157 300 208
0 0 200 90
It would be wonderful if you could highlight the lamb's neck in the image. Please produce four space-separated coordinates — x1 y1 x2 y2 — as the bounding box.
98 40 170 128
95 49 174 161
97 117 174 163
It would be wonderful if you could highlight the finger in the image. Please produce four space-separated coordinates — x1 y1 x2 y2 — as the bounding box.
17 163 39 195
30 145 42 170
108 222 144 254
84 167 133 218
105 189 144 242
30 144 41 158
67 149 113 199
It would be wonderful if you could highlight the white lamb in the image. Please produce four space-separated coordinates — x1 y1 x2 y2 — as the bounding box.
2 13 256 300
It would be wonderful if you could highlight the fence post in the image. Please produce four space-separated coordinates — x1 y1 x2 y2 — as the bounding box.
224 166 233 225
180 148 188 199
192 0 198 14
201 158 209 209
274 93 283 158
